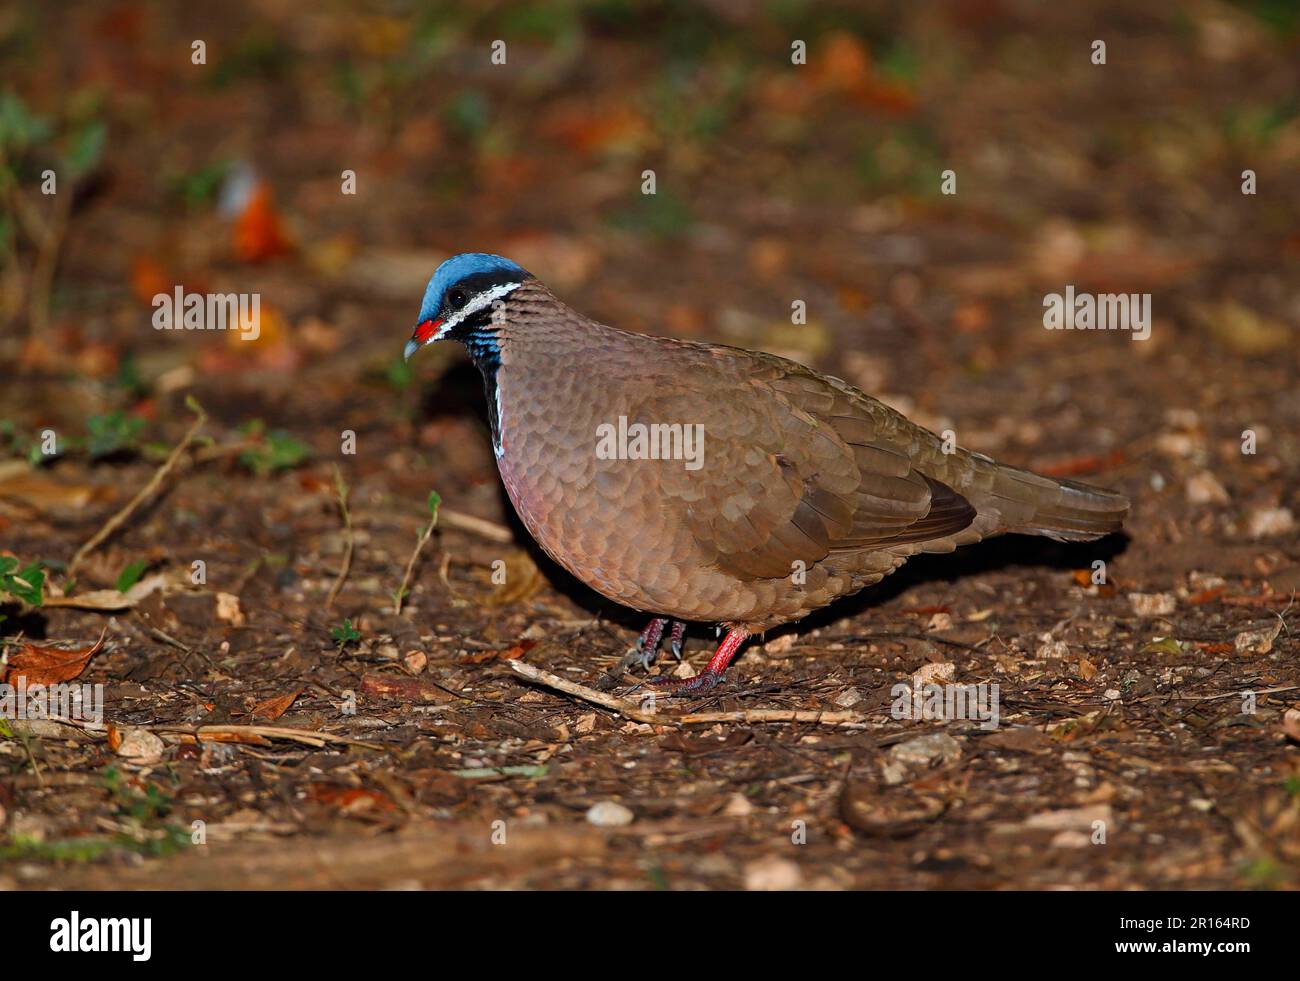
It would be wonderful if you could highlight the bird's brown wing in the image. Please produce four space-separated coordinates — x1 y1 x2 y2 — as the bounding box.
652 346 975 582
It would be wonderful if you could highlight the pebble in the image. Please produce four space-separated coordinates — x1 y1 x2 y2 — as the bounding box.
890 732 962 767
743 856 804 891
585 801 634 827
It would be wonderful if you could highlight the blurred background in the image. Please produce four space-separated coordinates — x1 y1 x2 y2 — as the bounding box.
1 1 1299 890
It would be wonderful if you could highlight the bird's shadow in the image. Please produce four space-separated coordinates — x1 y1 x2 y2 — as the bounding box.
424 359 1130 652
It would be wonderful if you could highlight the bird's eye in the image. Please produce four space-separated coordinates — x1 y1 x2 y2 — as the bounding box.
448 288 468 310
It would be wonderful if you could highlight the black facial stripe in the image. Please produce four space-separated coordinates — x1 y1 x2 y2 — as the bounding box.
443 270 526 314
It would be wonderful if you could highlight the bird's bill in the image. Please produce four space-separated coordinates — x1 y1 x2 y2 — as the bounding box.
403 318 443 361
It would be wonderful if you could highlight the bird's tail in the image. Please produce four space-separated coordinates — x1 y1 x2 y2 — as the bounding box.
993 464 1130 542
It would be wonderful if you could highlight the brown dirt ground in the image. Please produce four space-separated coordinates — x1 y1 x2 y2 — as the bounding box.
1 2 1298 889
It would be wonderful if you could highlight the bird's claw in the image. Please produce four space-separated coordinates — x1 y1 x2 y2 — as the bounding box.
648 669 726 695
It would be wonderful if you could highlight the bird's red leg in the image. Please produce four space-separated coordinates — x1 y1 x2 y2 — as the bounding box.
640 617 668 654
616 617 669 673
667 620 687 660
651 628 748 694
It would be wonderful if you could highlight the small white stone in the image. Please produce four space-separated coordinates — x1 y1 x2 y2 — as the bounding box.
585 801 634 827
1185 471 1228 505
833 687 862 708
890 732 962 767
115 727 165 764
1247 506 1296 539
1128 592 1177 616
721 793 754 817
743 856 803 891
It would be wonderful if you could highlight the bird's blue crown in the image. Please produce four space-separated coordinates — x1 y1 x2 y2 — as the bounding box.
417 253 528 325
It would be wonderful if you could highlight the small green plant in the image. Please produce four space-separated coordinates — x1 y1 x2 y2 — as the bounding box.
392 491 441 613
0 555 44 606
330 619 361 650
0 90 107 335
238 420 312 475
85 410 145 459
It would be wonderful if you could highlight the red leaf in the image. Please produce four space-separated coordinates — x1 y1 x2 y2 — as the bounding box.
3 627 108 686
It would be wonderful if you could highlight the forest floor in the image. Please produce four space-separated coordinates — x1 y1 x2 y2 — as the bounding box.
1 2 1298 889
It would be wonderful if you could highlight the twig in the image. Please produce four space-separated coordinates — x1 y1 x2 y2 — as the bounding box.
507 659 660 723
505 659 873 728
674 709 871 728
13 715 381 751
325 465 353 609
161 723 382 750
394 492 441 615
439 507 513 543
69 397 207 574
1136 684 1299 703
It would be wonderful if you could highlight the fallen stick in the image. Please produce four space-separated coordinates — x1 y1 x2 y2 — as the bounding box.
674 709 871 728
69 397 207 574
161 723 382 750
507 659 660 723
506 659 873 728
10 715 381 751
439 507 513 543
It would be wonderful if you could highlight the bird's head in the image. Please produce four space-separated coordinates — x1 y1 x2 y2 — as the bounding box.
404 253 531 362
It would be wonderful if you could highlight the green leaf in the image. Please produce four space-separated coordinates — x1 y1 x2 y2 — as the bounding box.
2 560 44 606
85 410 144 459
427 490 441 518
0 91 52 151
115 559 148 593
65 120 106 178
329 619 361 649
238 424 311 476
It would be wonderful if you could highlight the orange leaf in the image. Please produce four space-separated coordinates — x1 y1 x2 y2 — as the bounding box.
458 639 537 664
249 688 303 721
305 783 396 813
129 256 170 306
234 182 292 263
3 627 107 686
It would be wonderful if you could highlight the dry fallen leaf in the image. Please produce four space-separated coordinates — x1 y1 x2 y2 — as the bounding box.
249 688 303 721
304 783 396 814
215 592 245 626
359 673 453 703
3 627 108 685
0 471 112 514
43 572 171 611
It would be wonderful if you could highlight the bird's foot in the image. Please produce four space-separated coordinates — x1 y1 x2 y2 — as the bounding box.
615 617 686 674
649 668 726 694
642 628 748 697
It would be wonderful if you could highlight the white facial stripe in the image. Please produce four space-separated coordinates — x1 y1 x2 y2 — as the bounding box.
493 384 505 458
433 281 522 340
